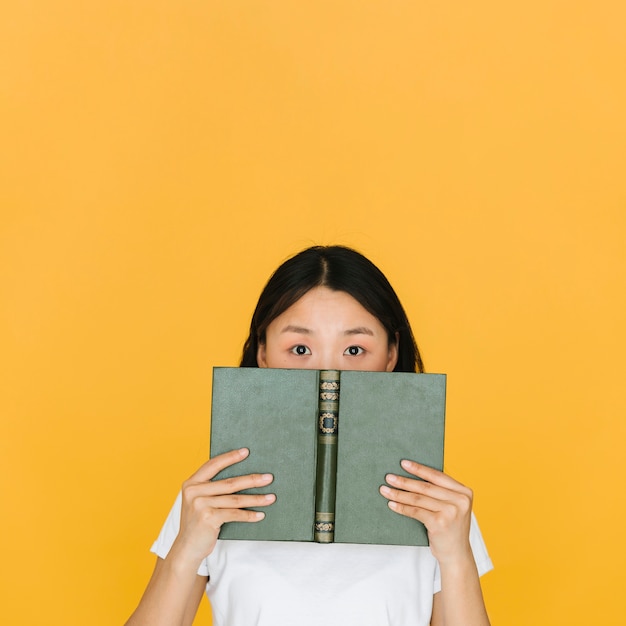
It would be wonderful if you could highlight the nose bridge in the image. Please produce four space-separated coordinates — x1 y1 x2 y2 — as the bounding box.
314 342 343 371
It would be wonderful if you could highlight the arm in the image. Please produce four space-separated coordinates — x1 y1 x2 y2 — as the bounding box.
125 448 275 626
126 556 207 626
380 461 490 626
430 557 489 626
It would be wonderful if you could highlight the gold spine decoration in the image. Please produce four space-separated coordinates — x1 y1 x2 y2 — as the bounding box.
319 412 338 434
314 513 335 542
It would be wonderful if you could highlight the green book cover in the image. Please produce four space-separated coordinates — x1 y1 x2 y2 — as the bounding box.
210 367 446 546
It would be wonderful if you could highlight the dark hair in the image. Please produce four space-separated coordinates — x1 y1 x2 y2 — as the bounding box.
240 246 424 373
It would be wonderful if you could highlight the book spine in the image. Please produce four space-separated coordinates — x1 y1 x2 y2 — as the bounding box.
314 369 340 543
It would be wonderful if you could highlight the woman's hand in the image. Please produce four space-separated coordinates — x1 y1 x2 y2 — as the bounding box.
379 460 473 566
171 448 275 569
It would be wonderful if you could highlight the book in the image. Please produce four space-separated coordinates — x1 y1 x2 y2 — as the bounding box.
210 367 446 546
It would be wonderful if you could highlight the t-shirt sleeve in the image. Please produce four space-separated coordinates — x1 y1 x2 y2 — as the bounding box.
150 491 210 577
432 512 494 594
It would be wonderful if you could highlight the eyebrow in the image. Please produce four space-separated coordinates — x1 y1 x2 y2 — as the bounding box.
279 325 374 337
343 326 374 336
280 325 312 335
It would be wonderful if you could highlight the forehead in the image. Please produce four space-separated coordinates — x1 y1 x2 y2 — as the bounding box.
269 287 384 331
285 286 365 311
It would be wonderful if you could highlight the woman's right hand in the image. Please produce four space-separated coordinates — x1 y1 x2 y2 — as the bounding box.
169 447 275 569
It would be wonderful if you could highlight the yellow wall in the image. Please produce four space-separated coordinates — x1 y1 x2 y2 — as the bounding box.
1 2 625 624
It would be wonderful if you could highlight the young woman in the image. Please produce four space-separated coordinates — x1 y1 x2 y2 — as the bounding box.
126 245 493 626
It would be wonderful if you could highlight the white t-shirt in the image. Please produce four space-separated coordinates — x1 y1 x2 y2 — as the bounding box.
151 493 493 626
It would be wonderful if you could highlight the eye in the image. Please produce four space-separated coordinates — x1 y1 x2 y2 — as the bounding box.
290 345 311 356
344 345 364 356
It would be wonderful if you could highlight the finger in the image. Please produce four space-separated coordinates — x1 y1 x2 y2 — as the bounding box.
381 486 457 527
184 472 274 500
380 482 473 527
379 484 442 513
399 460 473 497
385 499 439 527
213 507 268 525
200 492 276 511
384 473 457 504
188 448 251 483
207 471 275 496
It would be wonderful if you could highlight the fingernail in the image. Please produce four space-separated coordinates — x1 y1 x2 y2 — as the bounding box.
261 473 273 481
400 459 413 469
255 511 265 520
380 485 392 496
386 473 399 484
239 447 249 457
264 494 276 502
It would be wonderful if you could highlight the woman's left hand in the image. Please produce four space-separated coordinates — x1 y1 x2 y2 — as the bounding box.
379 460 474 566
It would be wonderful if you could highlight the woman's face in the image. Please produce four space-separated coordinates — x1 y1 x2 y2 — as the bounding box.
257 286 398 372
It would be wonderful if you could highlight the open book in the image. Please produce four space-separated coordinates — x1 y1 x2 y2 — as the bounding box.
210 367 446 546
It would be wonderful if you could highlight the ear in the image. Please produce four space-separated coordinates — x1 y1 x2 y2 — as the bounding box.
257 342 268 368
385 333 399 372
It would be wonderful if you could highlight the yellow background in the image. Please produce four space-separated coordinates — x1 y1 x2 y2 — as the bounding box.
1 2 625 624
